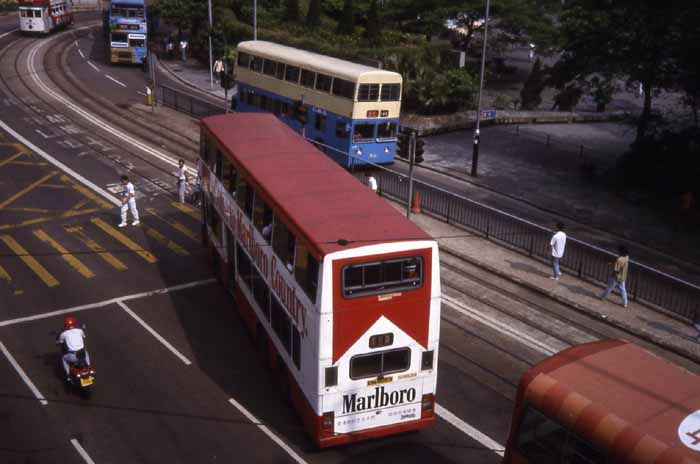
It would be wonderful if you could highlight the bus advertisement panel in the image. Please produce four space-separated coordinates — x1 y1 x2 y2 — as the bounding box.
105 0 147 65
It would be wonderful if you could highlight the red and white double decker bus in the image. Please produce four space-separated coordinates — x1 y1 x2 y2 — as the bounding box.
198 113 441 447
18 0 73 34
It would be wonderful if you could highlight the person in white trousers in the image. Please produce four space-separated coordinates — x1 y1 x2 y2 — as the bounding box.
119 175 139 227
177 159 189 203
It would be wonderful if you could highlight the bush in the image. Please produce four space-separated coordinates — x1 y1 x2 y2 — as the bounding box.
520 58 546 110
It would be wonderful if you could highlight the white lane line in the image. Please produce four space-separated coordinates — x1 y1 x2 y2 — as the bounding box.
87 61 100 72
0 119 121 207
0 340 48 406
70 439 96 464
105 74 127 88
78 48 85 59
228 398 308 464
435 404 505 456
442 294 560 356
136 91 146 97
0 29 17 40
117 300 192 365
0 279 216 328
26 36 196 175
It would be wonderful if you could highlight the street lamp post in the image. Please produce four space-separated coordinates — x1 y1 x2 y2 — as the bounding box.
253 0 257 40
207 0 214 88
470 0 490 178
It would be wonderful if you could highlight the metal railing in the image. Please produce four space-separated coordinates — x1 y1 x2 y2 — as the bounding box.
373 170 700 321
159 84 224 119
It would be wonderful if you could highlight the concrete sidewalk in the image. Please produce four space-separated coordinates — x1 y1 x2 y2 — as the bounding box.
158 57 227 101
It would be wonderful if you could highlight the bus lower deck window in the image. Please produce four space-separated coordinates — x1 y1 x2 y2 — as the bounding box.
336 121 350 139
315 114 326 132
343 256 423 298
111 32 127 43
377 122 398 140
353 124 375 143
350 348 411 380
129 38 144 48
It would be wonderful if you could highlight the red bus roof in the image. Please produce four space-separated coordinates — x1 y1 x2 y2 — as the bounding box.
200 114 432 257
520 340 700 463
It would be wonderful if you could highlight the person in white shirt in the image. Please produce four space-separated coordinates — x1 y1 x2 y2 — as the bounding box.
214 59 224 83
177 159 189 203
119 175 139 227
550 222 567 280
56 316 90 380
365 173 378 193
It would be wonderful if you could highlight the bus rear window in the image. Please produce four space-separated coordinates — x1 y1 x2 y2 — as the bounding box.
350 348 410 380
357 83 380 101
342 256 423 298
381 83 401 101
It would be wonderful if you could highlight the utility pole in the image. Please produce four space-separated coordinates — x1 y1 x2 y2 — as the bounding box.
406 131 416 219
253 0 257 40
207 0 214 88
470 0 490 178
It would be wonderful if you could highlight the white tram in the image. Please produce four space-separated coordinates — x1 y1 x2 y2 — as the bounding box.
18 0 73 34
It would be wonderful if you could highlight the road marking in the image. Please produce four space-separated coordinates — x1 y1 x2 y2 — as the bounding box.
0 171 58 210
91 217 158 264
87 61 99 72
105 74 127 88
171 201 200 221
145 226 189 256
70 439 96 464
0 340 48 406
0 148 28 169
61 175 114 210
0 278 216 328
0 263 22 295
77 48 85 59
228 398 308 464
0 235 60 287
6 207 52 213
64 225 128 271
136 91 146 97
33 229 95 279
117 300 192 365
0 121 121 208
146 208 198 242
435 404 505 456
0 29 17 40
442 294 560 356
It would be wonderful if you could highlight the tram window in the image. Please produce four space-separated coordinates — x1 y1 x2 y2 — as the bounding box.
350 348 410 380
292 328 301 369
237 52 250 68
252 265 270 318
34 9 43 17
332 78 355 99
353 124 375 143
377 122 398 140
263 59 276 76
20 9 27 17
357 84 380 101
335 121 350 139
253 196 273 242
236 178 254 218
237 243 253 290
300 69 316 88
275 62 286 80
315 74 332 93
285 65 300 83
273 221 296 273
380 83 401 101
250 56 263 73
294 242 319 302
342 256 423 298
315 114 326 132
515 406 567 464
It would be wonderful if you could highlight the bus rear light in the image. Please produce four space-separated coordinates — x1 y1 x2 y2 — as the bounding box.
421 393 434 417
322 411 335 432
421 350 434 370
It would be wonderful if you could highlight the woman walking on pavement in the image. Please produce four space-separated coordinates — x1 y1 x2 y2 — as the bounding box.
600 245 630 308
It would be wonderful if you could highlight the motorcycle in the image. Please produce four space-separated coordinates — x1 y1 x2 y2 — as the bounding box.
54 325 96 396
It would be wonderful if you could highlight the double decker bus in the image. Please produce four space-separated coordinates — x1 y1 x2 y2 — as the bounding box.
198 113 441 447
104 0 147 65
18 0 73 34
234 41 402 168
504 339 700 463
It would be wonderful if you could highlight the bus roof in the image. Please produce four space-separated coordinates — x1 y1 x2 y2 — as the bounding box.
521 340 700 463
200 113 431 257
237 41 402 83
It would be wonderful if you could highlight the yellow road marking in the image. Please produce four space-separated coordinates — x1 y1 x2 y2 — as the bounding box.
0 171 59 210
61 175 113 210
6 207 52 214
0 152 27 169
39 184 70 189
0 235 59 287
146 208 199 242
90 217 157 264
0 263 23 295
8 161 49 167
145 226 189 256
33 229 95 279
171 202 201 221
64 226 127 271
0 217 53 231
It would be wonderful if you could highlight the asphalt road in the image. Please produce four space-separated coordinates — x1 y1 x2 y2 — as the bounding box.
2 16 698 464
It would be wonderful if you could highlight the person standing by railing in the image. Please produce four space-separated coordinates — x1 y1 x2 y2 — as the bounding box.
599 246 630 308
549 222 566 281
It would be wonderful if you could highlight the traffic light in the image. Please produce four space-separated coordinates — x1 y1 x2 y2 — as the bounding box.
294 101 308 124
396 133 409 159
414 138 425 164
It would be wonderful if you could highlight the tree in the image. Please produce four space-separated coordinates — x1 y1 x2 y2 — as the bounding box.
520 58 546 110
285 0 300 22
306 0 321 28
336 0 354 35
155 0 206 40
364 0 381 44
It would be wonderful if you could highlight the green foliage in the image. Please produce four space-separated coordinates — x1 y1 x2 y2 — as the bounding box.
404 66 477 115
520 58 546 110
363 0 381 45
305 0 321 28
285 0 300 22
336 0 354 35
154 0 206 36
589 75 615 113
493 94 513 110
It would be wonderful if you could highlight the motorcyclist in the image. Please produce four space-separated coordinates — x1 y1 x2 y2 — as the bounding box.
56 316 90 381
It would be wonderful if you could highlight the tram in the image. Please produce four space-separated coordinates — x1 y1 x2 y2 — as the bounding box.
198 113 441 447
18 0 73 34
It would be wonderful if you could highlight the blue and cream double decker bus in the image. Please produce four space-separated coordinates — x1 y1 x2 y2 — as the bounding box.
234 41 402 167
105 0 147 65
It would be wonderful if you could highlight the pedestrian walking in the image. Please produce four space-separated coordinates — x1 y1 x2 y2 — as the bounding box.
528 43 535 62
365 173 377 193
549 222 566 280
177 159 189 203
166 39 174 59
599 245 630 308
214 58 224 83
119 175 139 227
180 39 188 62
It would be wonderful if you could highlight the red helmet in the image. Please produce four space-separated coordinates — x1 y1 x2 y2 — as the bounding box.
64 316 76 330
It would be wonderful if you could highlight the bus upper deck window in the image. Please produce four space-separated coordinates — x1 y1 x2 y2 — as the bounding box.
380 83 401 101
300 69 316 88
315 74 332 93
357 84 380 101
275 63 286 80
250 56 263 73
332 78 355 99
285 65 300 84
263 59 276 76
237 52 250 68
